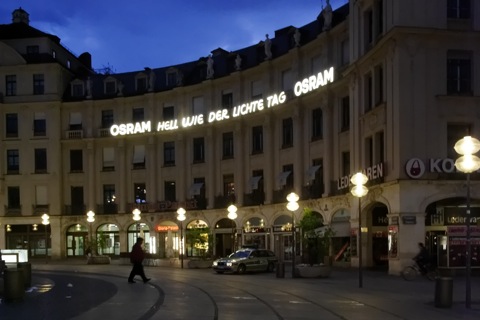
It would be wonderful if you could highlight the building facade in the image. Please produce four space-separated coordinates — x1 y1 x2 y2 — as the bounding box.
1 1 479 275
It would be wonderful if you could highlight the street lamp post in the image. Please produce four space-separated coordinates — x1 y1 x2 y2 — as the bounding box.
227 204 238 252
350 172 369 289
41 213 50 264
286 192 299 278
86 210 95 255
454 135 480 309
177 207 186 269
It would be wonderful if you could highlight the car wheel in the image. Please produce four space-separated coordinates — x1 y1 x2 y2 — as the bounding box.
267 262 275 272
237 264 246 274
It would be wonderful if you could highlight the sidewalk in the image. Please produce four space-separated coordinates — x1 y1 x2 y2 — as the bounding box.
1 260 479 319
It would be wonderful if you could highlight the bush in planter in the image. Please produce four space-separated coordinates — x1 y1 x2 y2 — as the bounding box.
298 208 335 266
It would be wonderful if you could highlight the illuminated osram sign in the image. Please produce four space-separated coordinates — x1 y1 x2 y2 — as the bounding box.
110 67 334 137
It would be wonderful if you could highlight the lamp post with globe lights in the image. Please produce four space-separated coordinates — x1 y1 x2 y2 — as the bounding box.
286 192 299 278
454 135 480 309
86 210 95 256
41 213 50 263
350 172 369 289
177 207 186 269
227 204 238 252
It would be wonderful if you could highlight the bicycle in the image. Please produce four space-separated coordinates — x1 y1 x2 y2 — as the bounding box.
401 261 439 281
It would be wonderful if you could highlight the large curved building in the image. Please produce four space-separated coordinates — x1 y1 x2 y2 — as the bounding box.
1 1 479 275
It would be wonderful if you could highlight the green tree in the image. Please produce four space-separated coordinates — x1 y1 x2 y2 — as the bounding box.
299 208 335 265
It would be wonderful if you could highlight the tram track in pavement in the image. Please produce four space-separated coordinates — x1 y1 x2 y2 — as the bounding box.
27 264 479 320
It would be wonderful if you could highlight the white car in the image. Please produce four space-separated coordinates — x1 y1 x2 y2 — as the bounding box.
212 248 278 274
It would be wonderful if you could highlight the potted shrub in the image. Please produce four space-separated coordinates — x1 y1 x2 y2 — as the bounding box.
86 232 111 264
186 227 213 268
296 208 334 278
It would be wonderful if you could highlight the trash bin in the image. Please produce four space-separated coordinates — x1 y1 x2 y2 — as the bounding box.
276 262 285 278
17 262 32 288
4 268 25 302
435 277 453 308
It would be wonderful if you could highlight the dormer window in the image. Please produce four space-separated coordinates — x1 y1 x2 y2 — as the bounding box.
166 70 177 86
135 74 147 92
27 45 39 55
71 79 84 97
104 77 117 95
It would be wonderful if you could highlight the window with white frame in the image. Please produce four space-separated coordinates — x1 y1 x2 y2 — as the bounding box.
69 112 82 130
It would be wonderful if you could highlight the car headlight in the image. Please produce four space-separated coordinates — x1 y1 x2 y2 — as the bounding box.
212 261 218 266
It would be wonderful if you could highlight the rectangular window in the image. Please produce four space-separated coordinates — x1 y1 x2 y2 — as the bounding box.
375 131 385 164
8 186 20 209
447 0 471 19
71 186 84 214
27 45 39 55
282 118 293 148
103 184 116 204
364 72 373 112
136 77 147 92
365 137 373 167
365 9 373 48
6 113 18 138
341 96 350 131
35 148 47 173
70 149 83 172
167 72 177 86
222 91 233 109
33 74 44 95
312 108 323 140
164 141 175 166
132 108 144 122
192 177 205 199
103 147 115 171
282 164 294 191
252 126 263 154
341 39 350 66
72 83 84 97
69 112 82 130
447 123 471 159
192 96 204 115
35 185 48 206
134 183 147 204
7 149 19 174
163 106 175 120
222 132 234 159
164 181 176 202
101 110 114 128
282 69 293 97
223 174 235 199
34 112 46 136
193 137 205 163
6 75 16 96
105 81 116 94
251 80 263 99
311 55 322 74
133 145 146 169
374 65 384 105
447 51 472 95
342 151 350 176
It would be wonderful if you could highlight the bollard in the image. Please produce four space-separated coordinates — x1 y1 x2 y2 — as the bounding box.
276 262 285 278
17 262 32 288
435 277 453 308
4 268 25 302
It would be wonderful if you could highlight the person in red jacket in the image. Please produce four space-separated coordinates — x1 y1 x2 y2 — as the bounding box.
128 237 151 283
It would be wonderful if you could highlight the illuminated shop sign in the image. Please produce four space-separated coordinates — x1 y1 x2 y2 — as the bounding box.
110 67 334 137
337 163 384 190
405 158 471 179
156 225 179 232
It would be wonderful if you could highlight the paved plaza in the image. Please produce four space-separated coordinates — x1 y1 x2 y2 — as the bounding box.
0 260 479 319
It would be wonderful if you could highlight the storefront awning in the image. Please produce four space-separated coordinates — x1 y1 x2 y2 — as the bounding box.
306 165 321 180
277 171 291 187
189 183 204 196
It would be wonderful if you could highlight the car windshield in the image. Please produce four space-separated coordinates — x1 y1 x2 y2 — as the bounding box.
228 251 251 259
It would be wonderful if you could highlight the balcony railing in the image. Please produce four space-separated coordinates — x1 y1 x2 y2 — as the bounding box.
32 204 49 216
98 128 110 137
4 205 22 216
126 200 198 213
96 203 118 214
66 130 83 139
64 204 86 215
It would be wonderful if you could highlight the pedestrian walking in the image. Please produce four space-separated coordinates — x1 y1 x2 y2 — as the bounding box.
128 237 151 283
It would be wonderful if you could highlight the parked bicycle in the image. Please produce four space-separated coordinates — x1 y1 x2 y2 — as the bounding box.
401 260 439 281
